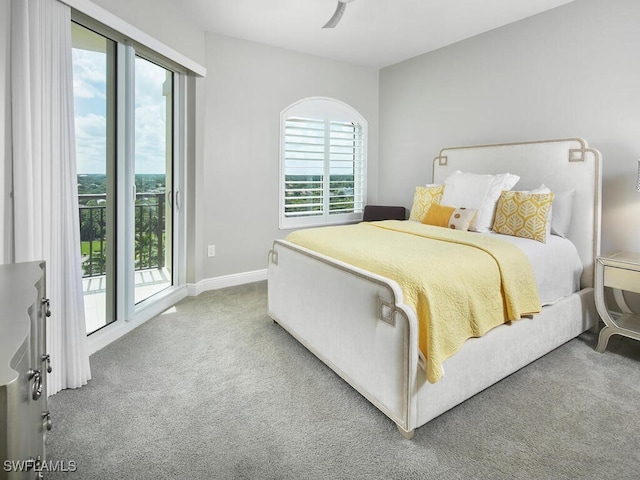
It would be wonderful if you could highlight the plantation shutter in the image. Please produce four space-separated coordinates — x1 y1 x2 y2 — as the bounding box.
283 117 325 219
328 120 365 215
283 117 365 221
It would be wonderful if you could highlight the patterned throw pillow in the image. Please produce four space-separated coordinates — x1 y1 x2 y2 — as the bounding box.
423 204 477 231
409 185 444 222
492 191 555 243
448 208 478 231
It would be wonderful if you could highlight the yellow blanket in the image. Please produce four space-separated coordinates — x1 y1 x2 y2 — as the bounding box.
286 220 541 383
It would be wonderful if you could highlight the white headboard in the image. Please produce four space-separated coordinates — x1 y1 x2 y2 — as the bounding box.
432 138 602 288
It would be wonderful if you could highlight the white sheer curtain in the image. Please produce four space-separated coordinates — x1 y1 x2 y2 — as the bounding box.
11 0 91 394
0 1 11 264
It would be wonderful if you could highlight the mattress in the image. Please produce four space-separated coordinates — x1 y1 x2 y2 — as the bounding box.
489 232 583 306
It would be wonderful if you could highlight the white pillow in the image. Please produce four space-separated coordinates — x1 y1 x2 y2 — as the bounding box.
550 189 575 237
440 171 520 232
526 185 575 238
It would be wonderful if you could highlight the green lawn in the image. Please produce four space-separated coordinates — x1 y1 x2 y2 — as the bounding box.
81 241 104 256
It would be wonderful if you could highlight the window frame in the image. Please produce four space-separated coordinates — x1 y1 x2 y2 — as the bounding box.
279 97 368 230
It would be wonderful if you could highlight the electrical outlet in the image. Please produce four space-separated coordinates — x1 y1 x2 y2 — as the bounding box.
207 245 216 257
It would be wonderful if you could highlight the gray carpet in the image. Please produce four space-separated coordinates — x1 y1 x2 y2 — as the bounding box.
46 281 640 479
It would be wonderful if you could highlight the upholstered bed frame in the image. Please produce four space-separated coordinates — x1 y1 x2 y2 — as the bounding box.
267 138 602 439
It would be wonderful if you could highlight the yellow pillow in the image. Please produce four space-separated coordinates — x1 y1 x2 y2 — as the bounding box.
409 185 444 222
423 204 477 231
492 191 555 243
423 204 455 227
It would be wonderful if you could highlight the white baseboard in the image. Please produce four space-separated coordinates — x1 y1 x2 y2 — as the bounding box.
187 269 267 296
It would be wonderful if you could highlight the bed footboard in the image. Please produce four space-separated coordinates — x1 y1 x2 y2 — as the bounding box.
268 240 420 435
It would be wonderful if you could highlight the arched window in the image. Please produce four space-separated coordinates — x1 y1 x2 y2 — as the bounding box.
279 97 367 229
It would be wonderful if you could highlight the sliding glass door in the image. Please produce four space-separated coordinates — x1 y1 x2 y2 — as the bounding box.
72 22 180 335
133 56 173 304
72 23 116 334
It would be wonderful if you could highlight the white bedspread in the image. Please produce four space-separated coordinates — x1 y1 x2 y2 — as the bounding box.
487 232 582 306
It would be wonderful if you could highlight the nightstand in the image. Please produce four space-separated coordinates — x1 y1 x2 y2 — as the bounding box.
595 251 640 353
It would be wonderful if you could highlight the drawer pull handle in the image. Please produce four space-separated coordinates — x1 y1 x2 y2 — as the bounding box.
42 410 52 431
42 297 51 317
27 368 43 400
41 353 52 373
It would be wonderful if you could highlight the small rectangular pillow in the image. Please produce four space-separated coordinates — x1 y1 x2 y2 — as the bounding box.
423 204 455 227
409 185 444 222
423 204 477 231
492 191 554 243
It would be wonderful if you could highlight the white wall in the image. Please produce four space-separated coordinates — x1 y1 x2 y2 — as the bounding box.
86 0 205 66
379 0 640 256
200 33 379 280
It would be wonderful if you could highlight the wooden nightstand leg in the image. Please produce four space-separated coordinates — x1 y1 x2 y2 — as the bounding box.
595 326 613 353
613 288 633 314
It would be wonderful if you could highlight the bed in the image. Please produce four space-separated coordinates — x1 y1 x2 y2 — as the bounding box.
267 138 601 439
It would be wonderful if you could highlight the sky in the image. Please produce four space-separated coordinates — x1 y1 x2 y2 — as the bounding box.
72 46 170 175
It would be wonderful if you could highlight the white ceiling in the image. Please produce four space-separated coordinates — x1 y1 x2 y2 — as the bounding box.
181 0 576 69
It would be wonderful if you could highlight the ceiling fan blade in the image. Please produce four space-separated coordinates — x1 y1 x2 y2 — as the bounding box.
322 1 347 29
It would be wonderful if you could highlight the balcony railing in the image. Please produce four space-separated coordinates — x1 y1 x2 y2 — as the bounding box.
79 192 166 278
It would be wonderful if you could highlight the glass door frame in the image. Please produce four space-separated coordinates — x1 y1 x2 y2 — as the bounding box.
116 43 186 322
118 43 187 322
73 13 189 353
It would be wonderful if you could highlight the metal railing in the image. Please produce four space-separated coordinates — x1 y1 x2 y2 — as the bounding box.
79 193 166 278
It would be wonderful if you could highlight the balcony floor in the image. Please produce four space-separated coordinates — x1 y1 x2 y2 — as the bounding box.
83 267 171 334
